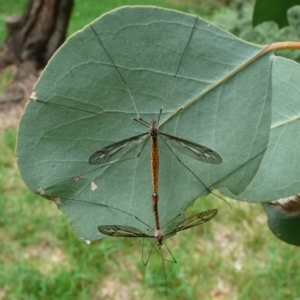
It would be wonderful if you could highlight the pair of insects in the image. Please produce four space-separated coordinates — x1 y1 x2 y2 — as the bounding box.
90 114 222 245
86 17 222 246
87 106 221 291
35 15 224 292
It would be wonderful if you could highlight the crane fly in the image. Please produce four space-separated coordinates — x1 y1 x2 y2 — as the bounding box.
88 17 222 235
98 208 217 293
56 195 217 292
94 182 218 293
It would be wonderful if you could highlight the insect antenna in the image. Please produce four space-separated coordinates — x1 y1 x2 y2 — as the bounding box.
134 117 150 128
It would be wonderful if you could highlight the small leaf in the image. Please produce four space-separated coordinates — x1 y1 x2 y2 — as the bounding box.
262 202 300 246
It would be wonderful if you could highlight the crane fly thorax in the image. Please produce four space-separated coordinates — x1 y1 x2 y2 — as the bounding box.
149 119 159 137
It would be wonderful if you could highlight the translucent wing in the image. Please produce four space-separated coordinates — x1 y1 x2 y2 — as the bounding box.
165 209 218 236
98 225 152 238
89 133 148 164
159 132 222 164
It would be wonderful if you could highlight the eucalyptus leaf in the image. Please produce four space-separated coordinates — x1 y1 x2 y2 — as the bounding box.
17 6 272 241
220 57 300 202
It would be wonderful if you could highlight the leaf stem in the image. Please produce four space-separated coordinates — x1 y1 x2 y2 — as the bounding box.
262 41 300 54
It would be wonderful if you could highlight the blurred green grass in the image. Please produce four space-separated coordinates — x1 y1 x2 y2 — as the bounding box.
2 128 300 299
1 0 300 299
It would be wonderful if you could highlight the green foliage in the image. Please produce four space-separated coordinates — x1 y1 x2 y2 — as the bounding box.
17 7 273 242
0 0 27 44
1 143 300 299
0 67 14 93
68 0 207 36
209 1 300 62
253 0 300 28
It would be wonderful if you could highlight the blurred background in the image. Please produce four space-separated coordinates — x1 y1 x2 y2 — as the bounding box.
1 0 300 299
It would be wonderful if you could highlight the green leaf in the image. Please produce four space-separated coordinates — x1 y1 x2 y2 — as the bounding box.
262 202 300 246
253 0 300 28
17 6 272 242
220 57 300 202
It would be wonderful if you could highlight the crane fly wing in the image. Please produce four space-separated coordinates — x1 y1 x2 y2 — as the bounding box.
159 132 222 164
166 209 218 236
98 225 152 238
89 133 147 164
